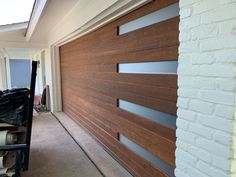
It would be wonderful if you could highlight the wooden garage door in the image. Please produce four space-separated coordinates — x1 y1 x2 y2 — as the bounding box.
60 0 179 176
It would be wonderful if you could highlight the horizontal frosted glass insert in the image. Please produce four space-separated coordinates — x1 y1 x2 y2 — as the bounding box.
119 134 175 177
118 100 176 129
119 2 179 35
118 61 178 74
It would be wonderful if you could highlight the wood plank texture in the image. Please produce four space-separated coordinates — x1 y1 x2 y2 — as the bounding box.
60 0 179 176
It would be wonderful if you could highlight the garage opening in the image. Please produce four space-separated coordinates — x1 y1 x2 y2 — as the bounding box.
60 0 179 176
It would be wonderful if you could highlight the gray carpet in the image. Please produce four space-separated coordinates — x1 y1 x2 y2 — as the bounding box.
54 112 132 177
22 112 102 177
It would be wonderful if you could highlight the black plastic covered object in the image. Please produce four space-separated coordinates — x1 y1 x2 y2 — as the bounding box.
0 88 30 126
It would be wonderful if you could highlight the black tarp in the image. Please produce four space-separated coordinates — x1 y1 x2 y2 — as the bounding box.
0 88 29 126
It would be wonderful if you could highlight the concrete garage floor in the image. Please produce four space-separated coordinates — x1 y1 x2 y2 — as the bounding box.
22 112 132 177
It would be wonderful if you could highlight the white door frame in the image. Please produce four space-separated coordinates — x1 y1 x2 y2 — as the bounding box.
0 57 8 90
6 58 12 89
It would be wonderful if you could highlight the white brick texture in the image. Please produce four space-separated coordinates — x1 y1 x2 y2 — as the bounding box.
176 0 236 177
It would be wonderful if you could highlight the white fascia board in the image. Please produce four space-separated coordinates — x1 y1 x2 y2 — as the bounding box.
25 0 48 41
0 22 28 32
49 0 151 46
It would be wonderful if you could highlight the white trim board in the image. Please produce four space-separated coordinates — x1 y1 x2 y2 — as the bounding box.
0 22 28 33
25 0 48 41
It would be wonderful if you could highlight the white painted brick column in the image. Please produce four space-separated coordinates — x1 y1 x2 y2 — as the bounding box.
176 0 236 177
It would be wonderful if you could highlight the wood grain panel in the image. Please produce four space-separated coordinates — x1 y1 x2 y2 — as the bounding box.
60 17 179 65
62 88 176 166
62 79 177 116
60 63 117 73
61 45 178 65
60 0 179 176
61 72 177 89
62 76 177 102
64 105 169 177
62 86 176 142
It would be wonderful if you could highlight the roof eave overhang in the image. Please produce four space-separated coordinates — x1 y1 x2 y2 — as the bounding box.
25 0 48 41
